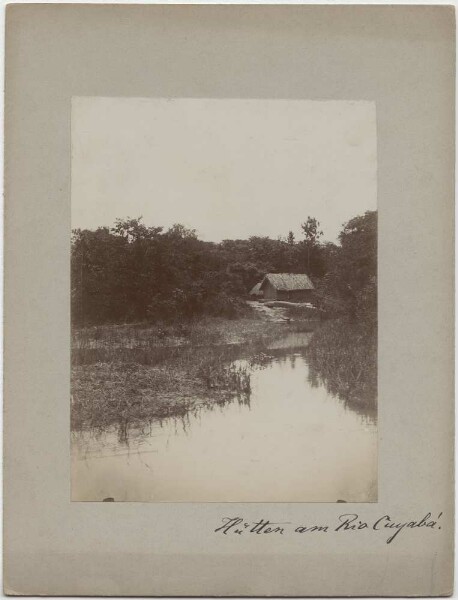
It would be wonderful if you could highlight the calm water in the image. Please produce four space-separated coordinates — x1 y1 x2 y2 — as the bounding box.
72 329 377 502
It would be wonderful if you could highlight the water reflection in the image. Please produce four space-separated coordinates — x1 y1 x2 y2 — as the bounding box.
305 319 377 422
72 320 377 502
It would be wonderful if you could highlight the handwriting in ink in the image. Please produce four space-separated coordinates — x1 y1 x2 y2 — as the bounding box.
215 517 289 535
214 512 443 544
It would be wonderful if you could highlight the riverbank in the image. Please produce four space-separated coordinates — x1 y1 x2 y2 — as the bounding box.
72 302 319 351
71 308 320 434
305 318 377 417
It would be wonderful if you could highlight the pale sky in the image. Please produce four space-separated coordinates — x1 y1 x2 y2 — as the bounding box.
72 98 376 243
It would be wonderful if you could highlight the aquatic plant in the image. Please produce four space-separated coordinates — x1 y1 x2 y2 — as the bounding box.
71 314 320 440
305 318 377 415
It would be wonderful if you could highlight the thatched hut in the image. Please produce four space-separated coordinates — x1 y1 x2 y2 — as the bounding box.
260 273 314 302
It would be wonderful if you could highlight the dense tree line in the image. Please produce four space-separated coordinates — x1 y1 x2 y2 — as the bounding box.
314 211 377 321
71 211 377 326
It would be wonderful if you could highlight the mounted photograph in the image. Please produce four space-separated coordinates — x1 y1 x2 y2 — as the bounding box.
71 97 377 502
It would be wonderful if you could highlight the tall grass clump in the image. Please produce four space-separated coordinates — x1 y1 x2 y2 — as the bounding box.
71 342 253 436
305 318 377 413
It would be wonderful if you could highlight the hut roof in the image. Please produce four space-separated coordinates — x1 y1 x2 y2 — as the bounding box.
249 282 263 295
261 273 314 291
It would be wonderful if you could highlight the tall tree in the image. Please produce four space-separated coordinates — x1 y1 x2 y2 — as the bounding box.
316 211 377 319
287 231 295 245
301 216 323 273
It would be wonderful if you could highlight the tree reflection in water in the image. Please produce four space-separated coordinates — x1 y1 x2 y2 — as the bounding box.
305 318 377 422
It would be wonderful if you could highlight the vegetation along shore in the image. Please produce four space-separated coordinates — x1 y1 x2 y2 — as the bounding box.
71 211 377 438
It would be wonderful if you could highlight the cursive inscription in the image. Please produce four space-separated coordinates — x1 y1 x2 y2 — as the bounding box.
215 512 443 544
215 518 289 535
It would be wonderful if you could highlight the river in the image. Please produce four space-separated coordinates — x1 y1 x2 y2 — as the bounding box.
71 326 377 502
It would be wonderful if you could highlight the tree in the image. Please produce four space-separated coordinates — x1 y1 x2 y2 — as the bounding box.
316 211 377 320
71 227 128 325
165 223 197 240
112 216 162 241
71 211 376 326
301 217 323 273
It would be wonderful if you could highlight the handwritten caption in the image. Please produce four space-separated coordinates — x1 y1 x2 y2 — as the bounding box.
215 512 443 544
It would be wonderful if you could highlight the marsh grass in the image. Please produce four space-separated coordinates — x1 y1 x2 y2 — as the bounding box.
71 316 303 434
305 318 377 415
71 313 335 437
71 346 254 434
72 316 317 364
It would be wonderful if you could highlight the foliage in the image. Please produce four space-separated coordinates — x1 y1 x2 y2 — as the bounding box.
314 211 377 320
71 211 377 325
287 231 295 245
71 317 314 434
301 216 324 273
301 216 323 246
305 317 377 414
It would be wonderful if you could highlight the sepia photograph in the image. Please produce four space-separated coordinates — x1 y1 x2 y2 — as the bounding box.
71 97 377 502
5 4 454 595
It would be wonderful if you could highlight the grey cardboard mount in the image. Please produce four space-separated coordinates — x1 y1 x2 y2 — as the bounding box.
4 5 455 596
